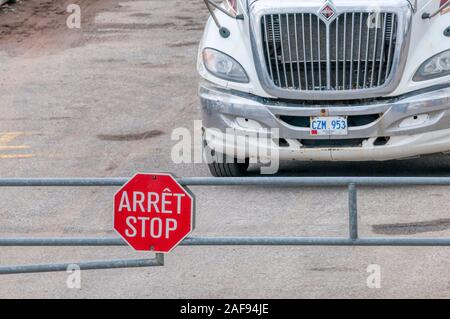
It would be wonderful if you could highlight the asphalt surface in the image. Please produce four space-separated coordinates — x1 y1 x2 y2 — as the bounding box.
0 0 450 298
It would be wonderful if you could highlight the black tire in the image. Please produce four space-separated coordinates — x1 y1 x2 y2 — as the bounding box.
204 144 249 177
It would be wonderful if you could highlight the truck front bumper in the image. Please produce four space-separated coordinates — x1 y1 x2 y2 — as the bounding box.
200 83 450 161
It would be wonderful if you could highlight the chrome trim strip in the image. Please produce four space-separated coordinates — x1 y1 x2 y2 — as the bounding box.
270 16 281 86
279 14 289 87
349 12 355 89
294 14 302 89
370 13 379 87
385 14 396 83
286 14 295 88
342 12 347 88
377 13 387 86
317 15 322 90
326 19 331 90
309 13 315 89
335 15 339 89
301 14 308 88
356 12 363 89
263 16 274 81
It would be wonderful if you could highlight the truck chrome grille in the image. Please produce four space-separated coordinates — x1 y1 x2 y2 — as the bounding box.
260 12 400 93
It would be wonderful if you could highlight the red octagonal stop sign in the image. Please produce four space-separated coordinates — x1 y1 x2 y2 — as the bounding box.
114 173 194 252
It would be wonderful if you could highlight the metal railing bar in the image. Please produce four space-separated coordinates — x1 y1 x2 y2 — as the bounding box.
180 177 450 186
0 178 128 187
2 237 450 247
183 237 450 246
2 177 450 187
348 183 358 240
0 237 125 246
0 256 164 275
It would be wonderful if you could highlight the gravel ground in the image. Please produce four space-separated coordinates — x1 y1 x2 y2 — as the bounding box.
0 0 449 298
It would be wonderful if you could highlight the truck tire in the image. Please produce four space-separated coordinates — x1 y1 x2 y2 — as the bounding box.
204 144 249 177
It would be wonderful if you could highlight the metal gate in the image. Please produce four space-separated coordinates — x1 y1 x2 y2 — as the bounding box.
1 176 450 275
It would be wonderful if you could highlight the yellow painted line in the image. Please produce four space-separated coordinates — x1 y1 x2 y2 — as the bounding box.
0 132 23 144
0 154 34 159
0 145 29 150
0 132 34 159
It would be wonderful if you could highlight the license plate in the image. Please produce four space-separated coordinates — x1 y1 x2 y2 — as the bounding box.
310 116 348 136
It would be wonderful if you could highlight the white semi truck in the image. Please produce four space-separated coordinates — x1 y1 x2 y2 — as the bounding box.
198 0 450 176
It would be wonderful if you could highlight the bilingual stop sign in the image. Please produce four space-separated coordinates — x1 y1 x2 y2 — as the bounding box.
114 173 194 252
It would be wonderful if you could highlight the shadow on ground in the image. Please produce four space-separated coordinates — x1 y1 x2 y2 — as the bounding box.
247 154 450 177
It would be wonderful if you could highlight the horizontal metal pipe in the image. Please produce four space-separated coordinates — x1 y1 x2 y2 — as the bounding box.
183 237 450 246
2 177 450 187
180 177 450 187
0 237 125 246
0 258 163 275
0 178 128 187
2 236 450 247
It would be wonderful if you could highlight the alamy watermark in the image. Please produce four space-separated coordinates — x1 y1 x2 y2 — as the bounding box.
66 4 81 29
366 264 381 289
367 6 383 29
66 264 81 289
171 120 280 174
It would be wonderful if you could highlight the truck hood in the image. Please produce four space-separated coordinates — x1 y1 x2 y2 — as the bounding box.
247 0 420 11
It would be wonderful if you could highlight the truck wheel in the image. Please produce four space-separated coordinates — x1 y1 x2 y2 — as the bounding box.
204 144 249 177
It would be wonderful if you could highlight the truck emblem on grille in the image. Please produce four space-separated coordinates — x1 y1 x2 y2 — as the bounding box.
319 2 337 21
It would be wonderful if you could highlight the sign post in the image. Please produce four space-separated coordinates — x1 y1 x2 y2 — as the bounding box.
114 173 194 252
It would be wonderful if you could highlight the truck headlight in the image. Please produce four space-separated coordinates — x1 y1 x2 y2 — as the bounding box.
413 49 450 81
202 48 249 83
